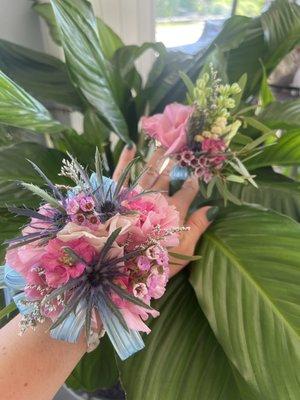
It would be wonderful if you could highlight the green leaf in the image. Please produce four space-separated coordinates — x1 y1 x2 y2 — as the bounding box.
97 17 124 60
190 206 300 400
0 39 82 110
227 0 300 96
261 0 300 67
113 42 165 93
32 2 61 45
66 334 118 391
260 99 300 129
51 0 129 143
83 109 110 150
51 128 96 168
0 181 38 208
119 273 241 400
0 142 67 185
229 169 300 221
21 183 64 212
0 70 63 133
246 130 300 170
0 302 17 320
259 64 275 107
0 209 25 263
169 252 201 261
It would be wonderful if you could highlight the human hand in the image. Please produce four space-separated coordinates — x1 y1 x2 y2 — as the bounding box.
113 145 219 278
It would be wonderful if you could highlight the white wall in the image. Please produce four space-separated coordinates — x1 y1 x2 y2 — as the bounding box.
0 0 44 50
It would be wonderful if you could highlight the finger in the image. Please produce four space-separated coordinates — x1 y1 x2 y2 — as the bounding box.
112 144 136 184
169 206 219 277
139 147 166 189
151 158 175 191
171 176 199 222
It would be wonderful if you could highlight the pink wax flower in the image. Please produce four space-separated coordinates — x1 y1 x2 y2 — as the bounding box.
147 271 169 299
79 196 95 212
137 256 151 271
66 197 80 215
133 282 148 299
201 138 227 154
40 238 96 288
141 102 194 155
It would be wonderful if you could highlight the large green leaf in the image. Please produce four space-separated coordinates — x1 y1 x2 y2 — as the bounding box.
0 70 63 133
66 334 118 392
32 2 61 45
261 0 300 67
246 130 300 170
260 99 300 129
33 2 124 60
0 209 25 263
119 273 241 400
230 169 300 221
0 142 67 184
50 0 129 143
0 39 82 109
0 181 38 208
190 206 300 400
83 109 110 150
96 18 124 60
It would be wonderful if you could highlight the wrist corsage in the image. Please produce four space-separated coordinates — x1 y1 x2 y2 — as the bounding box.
141 65 270 204
1 152 187 360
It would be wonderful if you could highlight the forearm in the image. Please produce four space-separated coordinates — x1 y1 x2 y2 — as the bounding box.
0 314 86 400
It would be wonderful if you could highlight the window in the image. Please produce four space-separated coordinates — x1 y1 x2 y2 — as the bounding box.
155 0 267 50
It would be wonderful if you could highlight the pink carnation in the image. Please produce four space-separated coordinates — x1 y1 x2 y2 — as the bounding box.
40 238 96 288
6 244 44 279
141 103 193 155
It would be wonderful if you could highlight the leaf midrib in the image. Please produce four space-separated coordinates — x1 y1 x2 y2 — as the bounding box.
205 231 299 340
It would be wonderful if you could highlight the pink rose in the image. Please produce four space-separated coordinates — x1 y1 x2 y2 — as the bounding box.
141 103 194 155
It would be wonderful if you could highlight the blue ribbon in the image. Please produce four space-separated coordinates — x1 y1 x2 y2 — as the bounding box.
96 293 145 361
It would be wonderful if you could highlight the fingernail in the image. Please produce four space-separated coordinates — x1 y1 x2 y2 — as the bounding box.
126 142 134 150
206 206 219 221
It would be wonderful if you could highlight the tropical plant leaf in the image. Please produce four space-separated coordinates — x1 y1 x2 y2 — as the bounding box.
0 70 63 133
66 334 119 391
259 64 275 108
97 17 124 60
261 0 300 67
0 181 38 208
83 109 110 150
0 302 17 320
0 142 67 185
190 206 300 400
32 2 62 45
260 99 300 129
246 130 300 170
0 39 82 109
0 209 25 263
50 0 130 143
33 2 124 60
230 168 300 221
113 42 165 92
119 273 241 400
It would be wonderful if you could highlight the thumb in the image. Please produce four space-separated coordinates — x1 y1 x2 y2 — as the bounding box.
169 206 219 278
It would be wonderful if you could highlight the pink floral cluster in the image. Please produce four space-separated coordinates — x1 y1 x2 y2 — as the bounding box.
66 194 100 227
175 138 227 183
6 190 180 333
141 103 228 183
